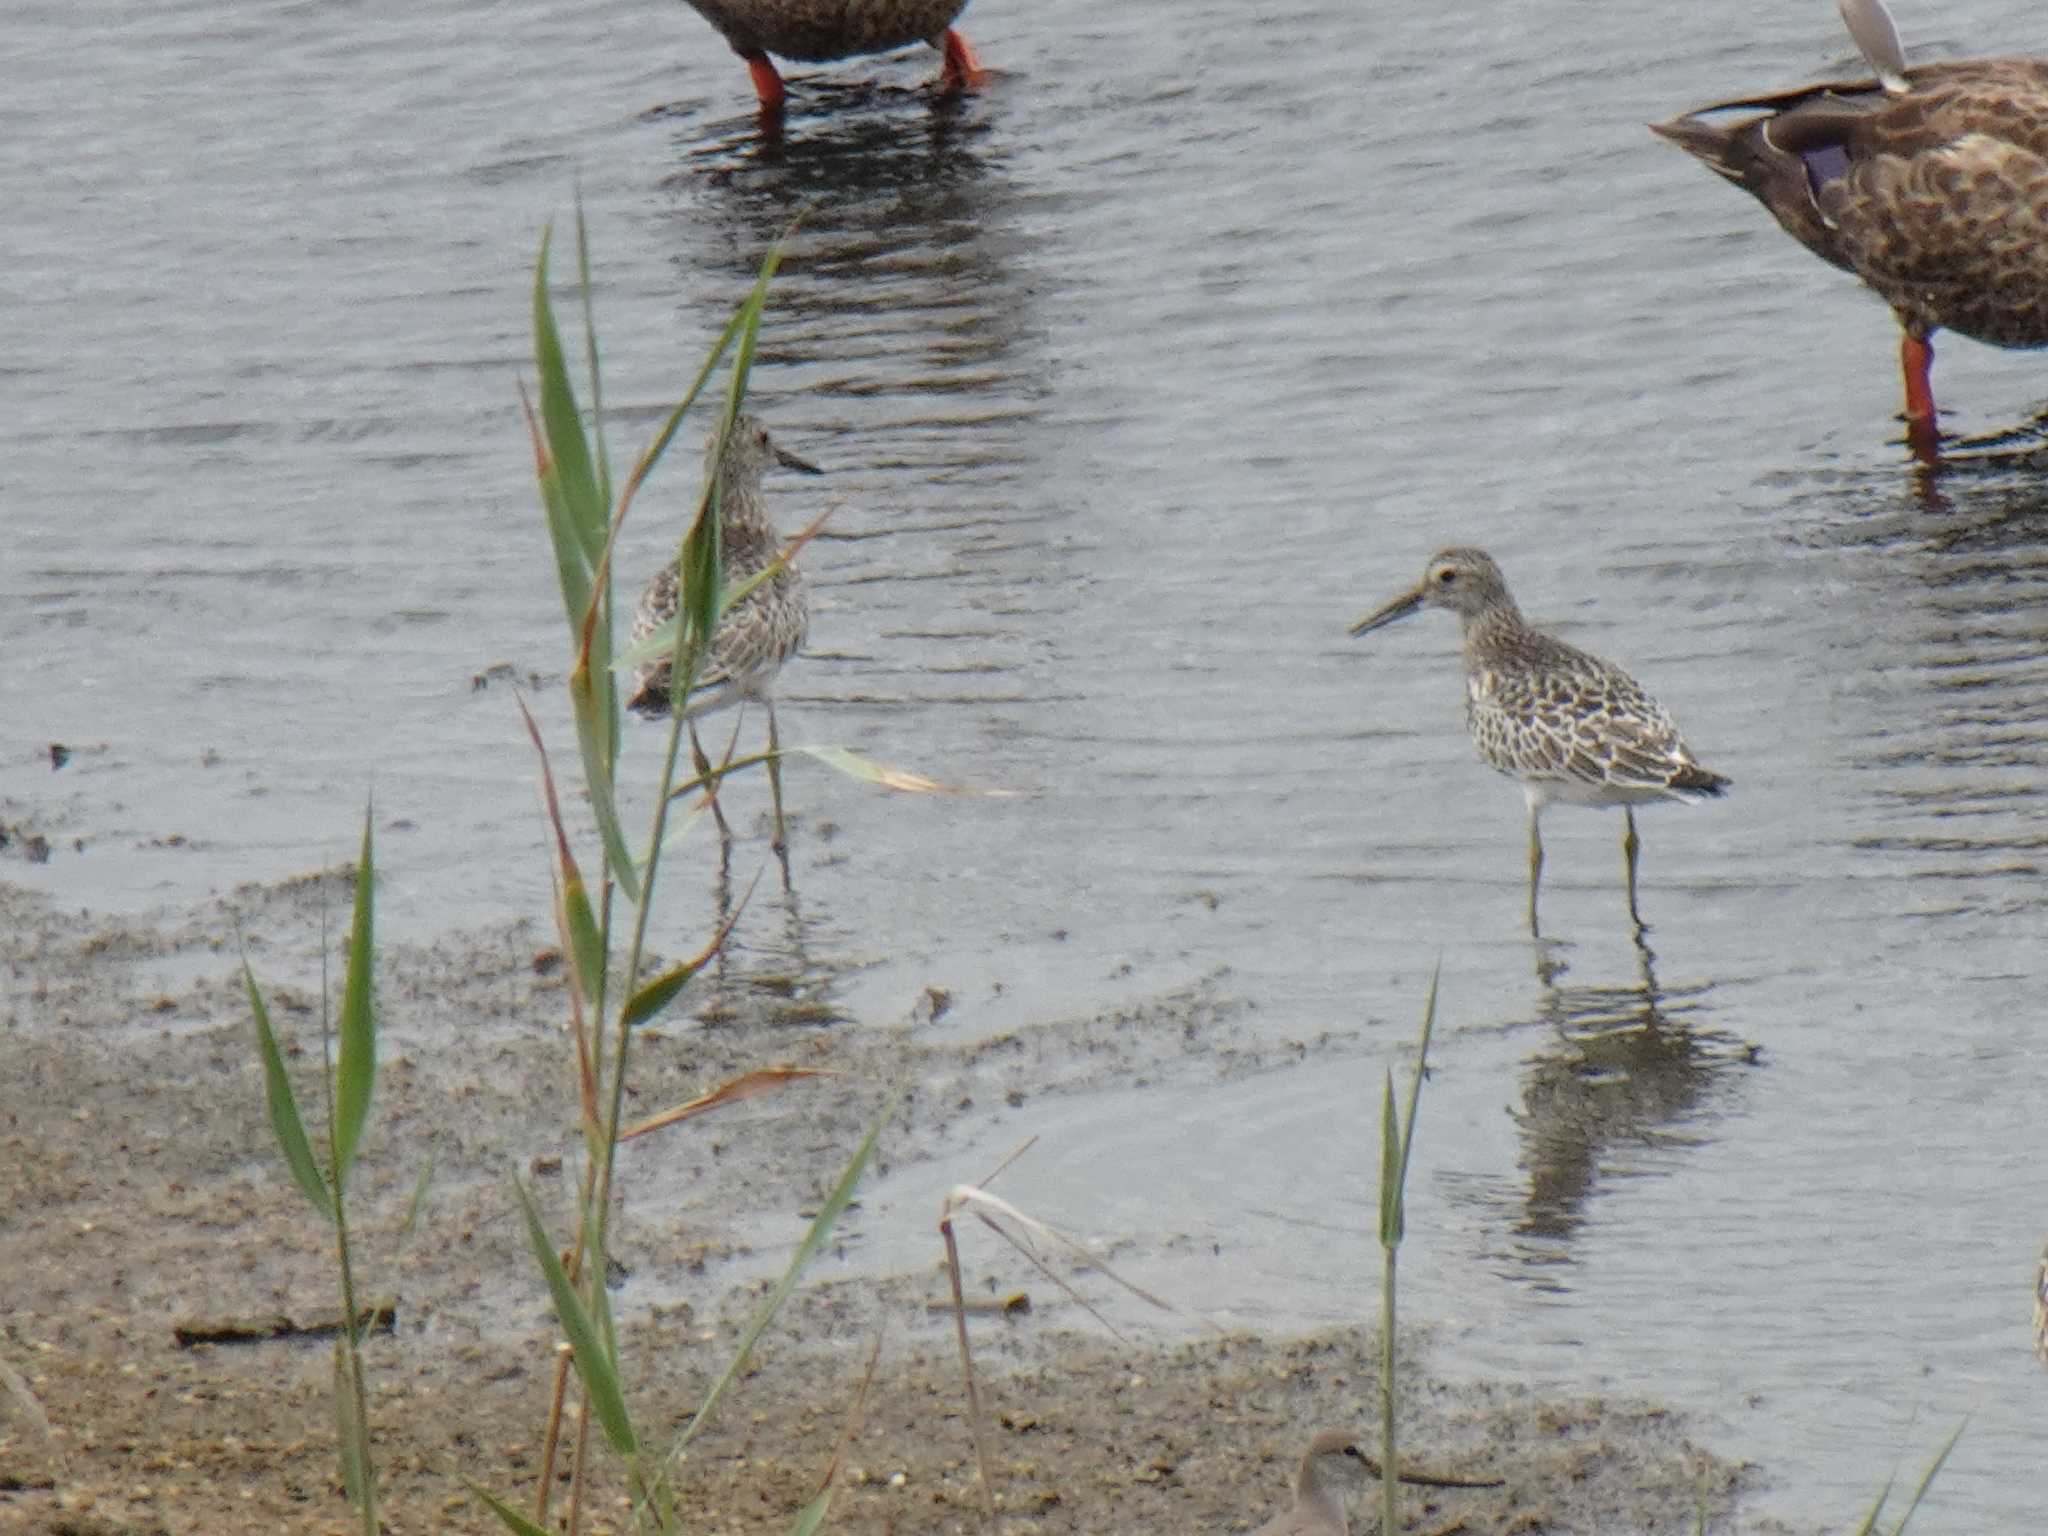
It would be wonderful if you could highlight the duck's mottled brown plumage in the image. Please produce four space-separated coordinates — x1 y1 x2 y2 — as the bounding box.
1655 2 2048 452
677 0 984 115
682 0 971 63
1656 58 2048 348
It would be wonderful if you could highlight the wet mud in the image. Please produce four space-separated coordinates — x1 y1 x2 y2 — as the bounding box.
0 874 1804 1535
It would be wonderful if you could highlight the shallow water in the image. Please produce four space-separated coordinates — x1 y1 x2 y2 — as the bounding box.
7 0 2048 1526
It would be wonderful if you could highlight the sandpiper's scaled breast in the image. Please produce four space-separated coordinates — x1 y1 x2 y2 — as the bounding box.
631 412 822 853
1350 548 1727 937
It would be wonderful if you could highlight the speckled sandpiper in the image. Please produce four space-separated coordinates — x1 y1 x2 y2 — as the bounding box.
1349 547 1729 935
1247 1430 1375 1536
629 413 822 852
676 0 987 117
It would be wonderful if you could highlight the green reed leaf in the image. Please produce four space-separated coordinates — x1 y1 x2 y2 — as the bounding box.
672 1088 897 1456
332 811 377 1187
513 1179 637 1457
246 964 333 1221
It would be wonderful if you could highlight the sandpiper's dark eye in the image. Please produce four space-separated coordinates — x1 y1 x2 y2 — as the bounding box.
1438 569 1457 585
1344 1445 1362 1459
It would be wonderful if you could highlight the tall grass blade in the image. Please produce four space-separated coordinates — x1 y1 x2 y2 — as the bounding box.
789 744 1010 796
579 1192 626 1448
659 236 788 716
1396 965 1438 1192
785 1325 884 1536
785 1489 833 1536
1378 1071 1401 1246
523 392 592 651
1850 1476 1895 1536
532 226 605 575
561 869 605 1012
677 478 723 696
572 200 612 519
620 962 700 1031
670 1088 898 1457
0 1349 62 1475
333 1339 369 1511
620 868 758 1029
528 225 638 913
513 1179 638 1457
1378 973 1438 1536
399 1153 435 1240
246 964 333 1220
1887 1420 1966 1533
469 1481 555 1536
620 1067 841 1143
613 263 760 523
517 696 620 996
332 810 377 1186
610 496 828 686
566 659 639 905
529 232 640 906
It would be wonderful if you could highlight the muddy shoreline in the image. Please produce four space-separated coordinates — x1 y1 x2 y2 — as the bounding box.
0 872 1800 1535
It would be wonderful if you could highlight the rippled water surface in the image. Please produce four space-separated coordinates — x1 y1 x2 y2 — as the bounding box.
8 0 2048 1526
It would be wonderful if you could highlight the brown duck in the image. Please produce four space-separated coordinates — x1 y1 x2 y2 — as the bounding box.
1654 0 2048 460
678 0 985 116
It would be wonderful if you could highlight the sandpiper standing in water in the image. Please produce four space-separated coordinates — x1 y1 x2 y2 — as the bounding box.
630 413 822 854
1349 548 1729 936
675 0 987 119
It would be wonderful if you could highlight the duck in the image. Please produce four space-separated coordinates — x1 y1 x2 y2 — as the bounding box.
1653 0 2048 460
676 0 985 117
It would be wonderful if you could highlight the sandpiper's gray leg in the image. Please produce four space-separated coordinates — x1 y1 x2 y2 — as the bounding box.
1623 807 1643 930
765 700 788 857
689 722 732 842
1526 801 1545 937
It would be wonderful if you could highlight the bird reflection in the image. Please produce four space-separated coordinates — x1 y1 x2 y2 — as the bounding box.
653 76 1033 487
660 78 1001 238
1905 413 2048 514
1508 935 1755 1272
697 838 843 1027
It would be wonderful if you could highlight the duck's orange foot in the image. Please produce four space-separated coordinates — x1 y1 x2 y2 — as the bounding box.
744 52 787 115
1905 412 1943 467
936 28 987 94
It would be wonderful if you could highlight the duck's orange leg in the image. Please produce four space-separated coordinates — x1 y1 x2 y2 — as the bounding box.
936 28 986 93
1901 330 1940 464
743 52 787 115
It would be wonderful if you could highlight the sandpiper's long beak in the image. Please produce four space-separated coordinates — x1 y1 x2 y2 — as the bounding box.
774 444 824 475
1349 587 1423 636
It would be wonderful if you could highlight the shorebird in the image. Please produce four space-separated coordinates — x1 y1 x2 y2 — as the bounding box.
1654 0 2048 462
629 413 821 853
1349 548 1729 936
2034 1238 2047 1369
1248 1431 1374 1536
676 0 986 118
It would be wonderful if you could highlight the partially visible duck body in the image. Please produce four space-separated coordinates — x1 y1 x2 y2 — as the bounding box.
680 0 985 117
1654 0 2048 461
